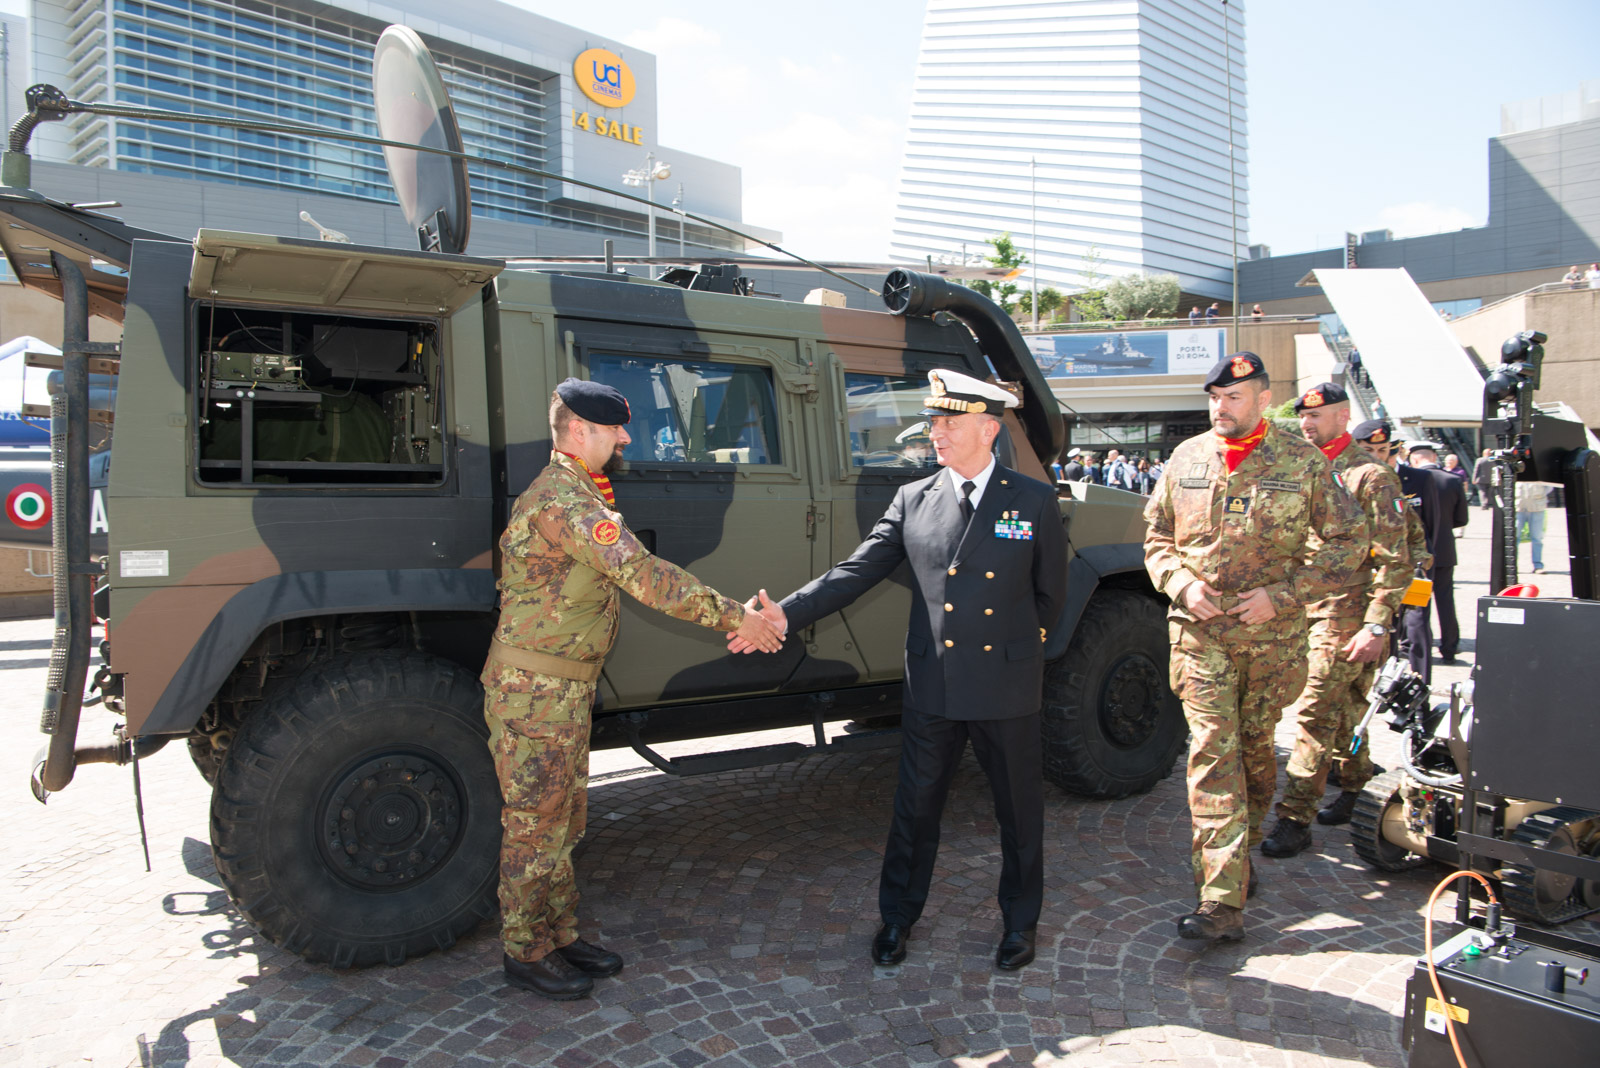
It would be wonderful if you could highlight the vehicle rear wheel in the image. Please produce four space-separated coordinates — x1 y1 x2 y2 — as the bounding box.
1040 590 1185 799
1500 808 1600 925
1350 770 1430 872
210 653 501 967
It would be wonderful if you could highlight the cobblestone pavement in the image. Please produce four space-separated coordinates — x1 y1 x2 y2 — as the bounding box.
2 507 1592 1067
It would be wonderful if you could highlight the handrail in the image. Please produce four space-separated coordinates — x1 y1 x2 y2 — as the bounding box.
1456 278 1600 321
1024 313 1317 334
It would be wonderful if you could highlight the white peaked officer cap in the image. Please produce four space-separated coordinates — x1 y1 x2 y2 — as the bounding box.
922 369 1022 416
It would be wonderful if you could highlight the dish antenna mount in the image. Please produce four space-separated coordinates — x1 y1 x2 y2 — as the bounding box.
372 26 472 255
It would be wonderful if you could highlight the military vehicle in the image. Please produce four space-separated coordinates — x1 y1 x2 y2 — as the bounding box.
8 27 1183 968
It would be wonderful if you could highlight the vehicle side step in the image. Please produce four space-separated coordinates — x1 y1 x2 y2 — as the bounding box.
627 740 811 776
623 722 903 777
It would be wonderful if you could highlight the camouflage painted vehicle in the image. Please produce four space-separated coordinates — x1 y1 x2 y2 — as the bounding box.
5 32 1182 970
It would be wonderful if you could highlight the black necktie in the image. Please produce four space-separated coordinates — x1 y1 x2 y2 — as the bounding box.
960 480 976 521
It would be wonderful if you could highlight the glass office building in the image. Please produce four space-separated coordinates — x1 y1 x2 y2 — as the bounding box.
891 0 1248 300
28 0 754 251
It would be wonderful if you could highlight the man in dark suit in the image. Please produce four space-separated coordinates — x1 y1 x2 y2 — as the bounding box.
1403 442 1469 664
733 369 1067 971
1059 447 1087 483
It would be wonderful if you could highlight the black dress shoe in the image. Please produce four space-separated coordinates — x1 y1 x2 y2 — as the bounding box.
557 938 624 977
995 928 1036 971
503 952 593 1000
872 923 909 965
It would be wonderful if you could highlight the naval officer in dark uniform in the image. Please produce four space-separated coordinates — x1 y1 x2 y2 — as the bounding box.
732 369 1068 970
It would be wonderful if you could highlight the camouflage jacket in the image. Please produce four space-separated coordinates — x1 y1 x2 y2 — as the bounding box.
491 452 746 671
1144 420 1367 638
1310 439 1411 626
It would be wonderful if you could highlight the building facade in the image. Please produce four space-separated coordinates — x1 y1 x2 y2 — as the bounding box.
890 0 1247 300
1242 88 1600 316
25 0 774 255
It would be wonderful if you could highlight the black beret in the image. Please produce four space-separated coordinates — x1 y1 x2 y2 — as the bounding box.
1202 351 1267 391
1351 419 1392 444
556 377 631 425
1293 381 1349 412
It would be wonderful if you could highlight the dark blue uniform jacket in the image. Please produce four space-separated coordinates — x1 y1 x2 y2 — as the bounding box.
782 464 1068 721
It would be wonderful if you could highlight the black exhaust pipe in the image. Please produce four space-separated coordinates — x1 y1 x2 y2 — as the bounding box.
38 252 96 793
881 269 1065 464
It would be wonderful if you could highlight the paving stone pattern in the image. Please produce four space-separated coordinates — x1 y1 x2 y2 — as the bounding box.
1 509 1592 1067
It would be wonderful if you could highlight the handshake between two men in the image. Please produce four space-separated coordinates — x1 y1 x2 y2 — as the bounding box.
729 590 787 654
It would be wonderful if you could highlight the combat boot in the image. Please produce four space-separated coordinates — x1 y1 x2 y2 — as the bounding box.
1317 790 1360 826
1260 817 1313 858
503 951 593 1000
1177 901 1245 943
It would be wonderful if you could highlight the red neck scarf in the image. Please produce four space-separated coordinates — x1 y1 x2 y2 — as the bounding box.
1318 432 1352 463
557 450 615 506
1216 420 1267 473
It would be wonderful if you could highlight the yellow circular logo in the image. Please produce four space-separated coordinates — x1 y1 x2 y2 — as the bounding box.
592 519 621 546
574 48 635 109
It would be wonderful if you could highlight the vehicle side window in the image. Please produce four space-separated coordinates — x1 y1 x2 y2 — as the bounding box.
843 372 939 471
588 354 781 465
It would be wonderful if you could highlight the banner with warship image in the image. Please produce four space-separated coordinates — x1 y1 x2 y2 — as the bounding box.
1027 328 1226 379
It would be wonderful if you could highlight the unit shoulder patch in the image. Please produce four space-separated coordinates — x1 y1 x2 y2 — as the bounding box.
592 518 622 546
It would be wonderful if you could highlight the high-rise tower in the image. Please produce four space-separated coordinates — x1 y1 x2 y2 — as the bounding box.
891 0 1247 301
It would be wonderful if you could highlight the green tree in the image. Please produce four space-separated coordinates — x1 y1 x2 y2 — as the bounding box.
968 232 1027 314
1104 272 1181 321
1071 245 1110 322
1015 287 1063 319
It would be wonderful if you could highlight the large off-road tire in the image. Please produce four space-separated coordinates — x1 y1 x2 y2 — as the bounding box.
1040 590 1186 799
1350 770 1431 873
210 654 501 968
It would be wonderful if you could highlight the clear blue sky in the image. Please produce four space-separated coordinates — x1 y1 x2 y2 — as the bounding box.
5 0 1597 265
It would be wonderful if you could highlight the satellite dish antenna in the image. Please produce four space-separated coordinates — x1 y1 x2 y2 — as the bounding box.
372 26 472 254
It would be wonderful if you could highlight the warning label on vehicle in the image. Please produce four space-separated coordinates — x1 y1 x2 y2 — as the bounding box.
120 550 170 578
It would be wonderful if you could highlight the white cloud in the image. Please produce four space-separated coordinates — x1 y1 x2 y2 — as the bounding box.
1371 201 1480 239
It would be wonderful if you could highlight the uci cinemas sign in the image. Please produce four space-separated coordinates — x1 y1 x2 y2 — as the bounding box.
572 47 645 144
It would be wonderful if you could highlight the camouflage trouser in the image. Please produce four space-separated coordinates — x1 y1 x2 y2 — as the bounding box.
1276 612 1378 824
482 671 592 964
1169 622 1309 910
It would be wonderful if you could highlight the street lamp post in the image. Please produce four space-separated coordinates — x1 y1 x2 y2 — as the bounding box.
1031 156 1039 331
672 182 685 258
1222 0 1239 349
622 152 672 258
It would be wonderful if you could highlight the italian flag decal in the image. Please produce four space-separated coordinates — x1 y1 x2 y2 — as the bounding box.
6 483 51 530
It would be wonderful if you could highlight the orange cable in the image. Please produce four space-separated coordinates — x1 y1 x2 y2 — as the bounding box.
1423 869 1499 1068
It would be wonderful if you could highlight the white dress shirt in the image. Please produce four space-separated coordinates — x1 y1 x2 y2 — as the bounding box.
947 456 997 513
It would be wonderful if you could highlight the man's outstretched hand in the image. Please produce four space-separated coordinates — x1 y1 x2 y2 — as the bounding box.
728 589 788 654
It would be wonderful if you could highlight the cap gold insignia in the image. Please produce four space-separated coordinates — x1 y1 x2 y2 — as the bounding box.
1230 356 1254 378
930 374 947 397
1372 428 1388 443
1302 390 1324 408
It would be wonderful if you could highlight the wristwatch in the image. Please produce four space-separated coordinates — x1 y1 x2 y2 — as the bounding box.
1366 623 1387 637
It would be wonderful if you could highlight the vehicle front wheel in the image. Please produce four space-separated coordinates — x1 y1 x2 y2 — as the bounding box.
210 654 501 967
1040 590 1185 799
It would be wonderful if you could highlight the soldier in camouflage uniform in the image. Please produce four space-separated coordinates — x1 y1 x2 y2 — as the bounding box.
1144 353 1366 943
1262 391 1412 856
487 378 784 1000
1320 420 1435 803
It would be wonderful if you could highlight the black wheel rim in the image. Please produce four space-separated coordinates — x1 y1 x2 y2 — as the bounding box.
317 747 468 892
1098 652 1164 749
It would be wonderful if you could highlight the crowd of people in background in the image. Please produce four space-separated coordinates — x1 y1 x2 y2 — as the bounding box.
1051 447 1164 494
